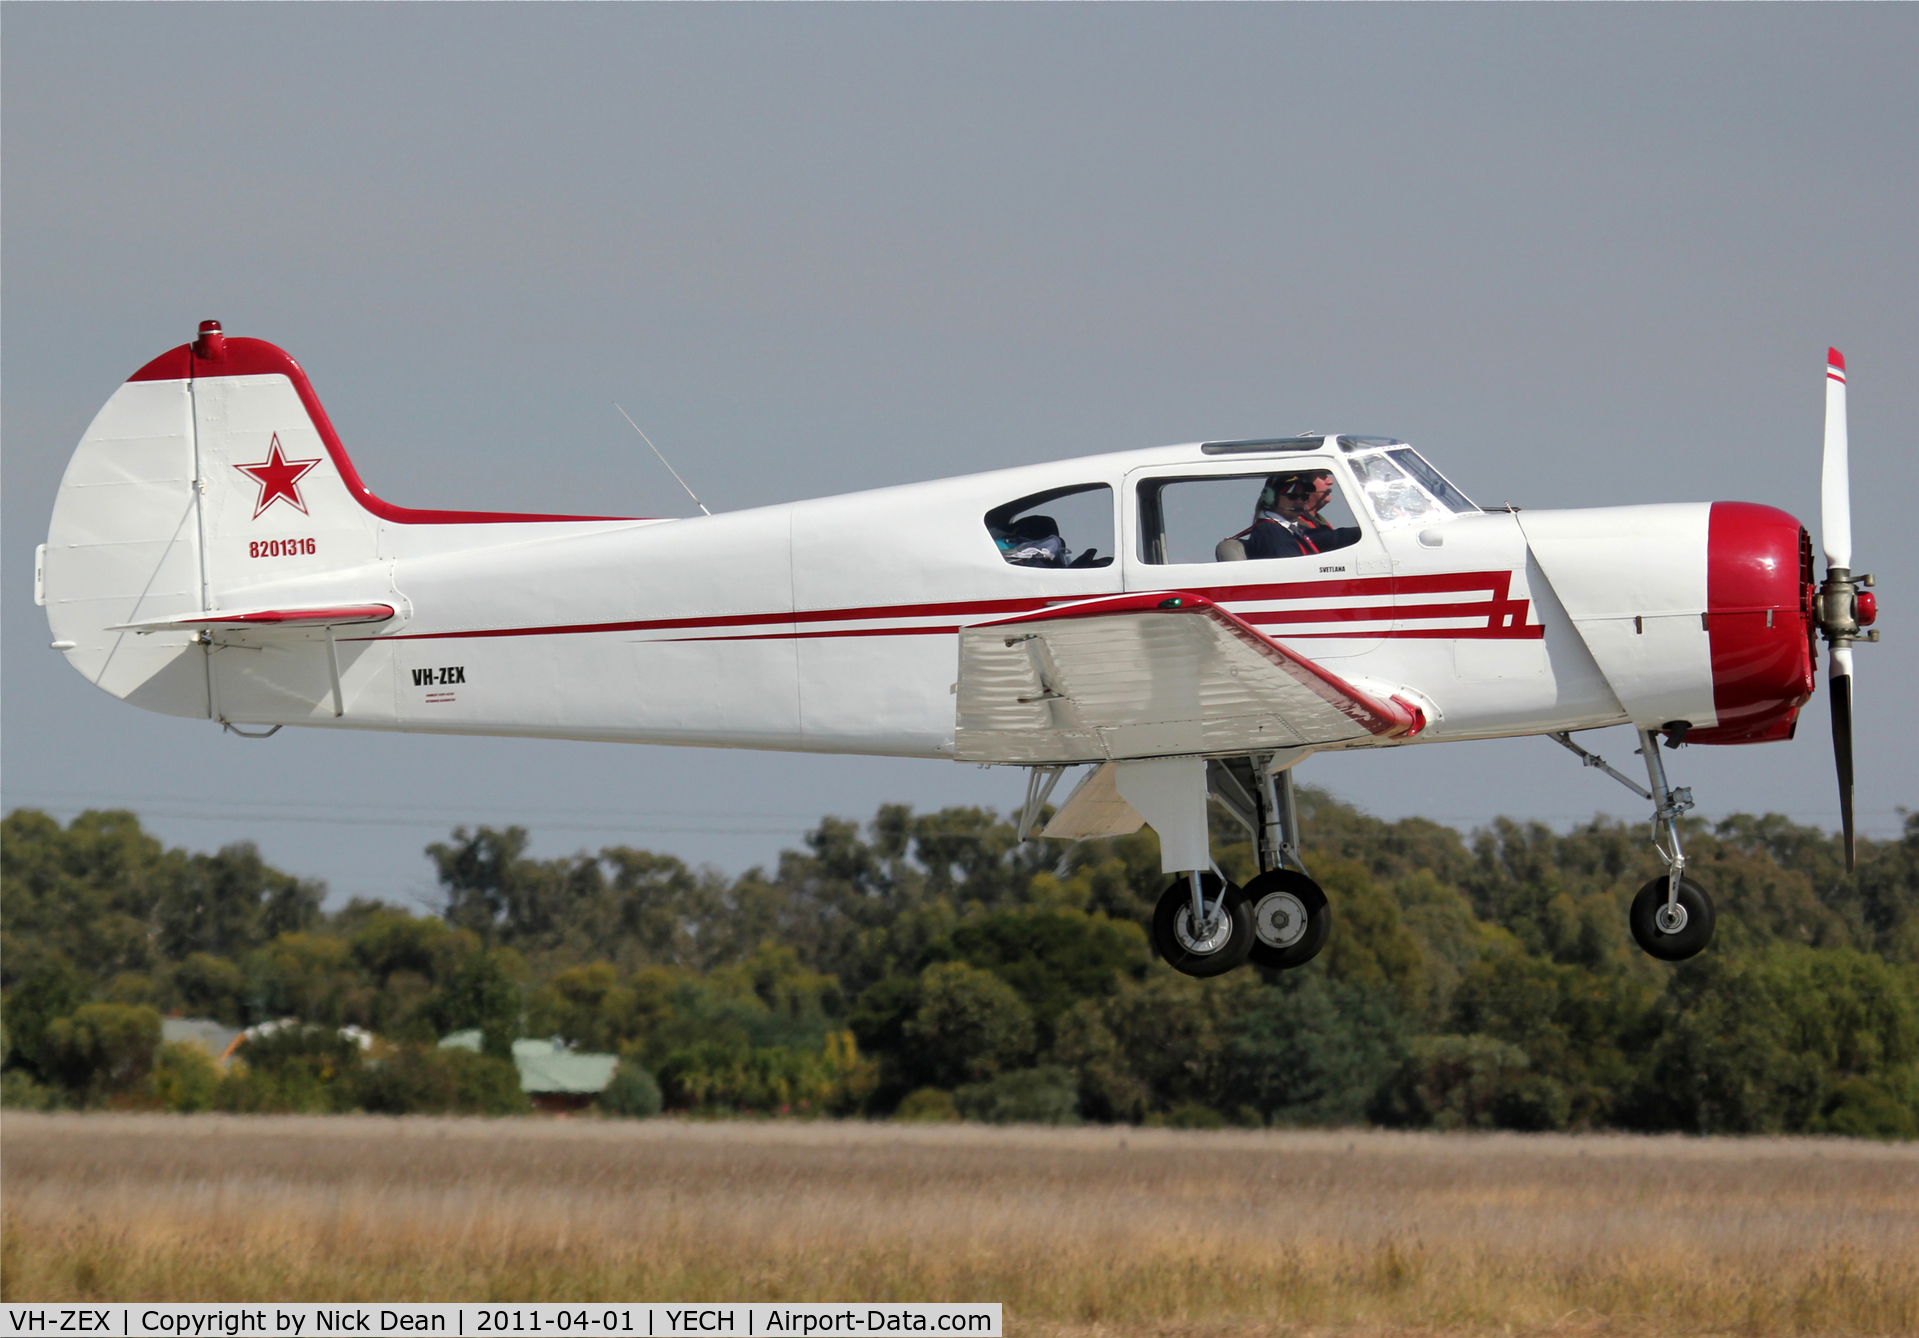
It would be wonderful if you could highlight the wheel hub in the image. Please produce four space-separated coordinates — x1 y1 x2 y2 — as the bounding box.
1174 904 1232 955
1253 890 1309 949
1655 901 1690 935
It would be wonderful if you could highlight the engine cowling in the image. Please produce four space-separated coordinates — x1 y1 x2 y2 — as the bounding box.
1687 501 1817 745
1518 501 1814 746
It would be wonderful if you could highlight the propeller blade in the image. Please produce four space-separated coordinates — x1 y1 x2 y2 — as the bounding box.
1818 348 1859 871
1830 644 1855 871
1822 348 1850 570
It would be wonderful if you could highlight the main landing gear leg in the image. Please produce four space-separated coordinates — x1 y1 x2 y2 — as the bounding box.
1241 756 1330 971
1551 729 1715 960
1127 757 1254 977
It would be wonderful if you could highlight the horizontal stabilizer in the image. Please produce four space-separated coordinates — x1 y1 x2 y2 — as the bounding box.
112 603 395 633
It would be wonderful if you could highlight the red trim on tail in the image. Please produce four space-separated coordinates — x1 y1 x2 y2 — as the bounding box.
129 336 638 525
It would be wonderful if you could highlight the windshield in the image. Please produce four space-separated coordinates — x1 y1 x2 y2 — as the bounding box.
1345 447 1476 529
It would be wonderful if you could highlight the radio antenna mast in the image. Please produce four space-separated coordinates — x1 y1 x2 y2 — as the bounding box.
615 404 711 516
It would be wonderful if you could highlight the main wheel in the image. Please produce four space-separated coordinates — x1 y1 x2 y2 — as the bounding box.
1152 873 1254 977
1629 875 1715 961
1242 869 1331 971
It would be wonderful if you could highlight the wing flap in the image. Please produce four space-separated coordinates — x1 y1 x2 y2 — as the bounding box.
956 592 1416 764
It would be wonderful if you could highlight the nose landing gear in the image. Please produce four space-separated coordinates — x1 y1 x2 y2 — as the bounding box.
1552 727 1716 961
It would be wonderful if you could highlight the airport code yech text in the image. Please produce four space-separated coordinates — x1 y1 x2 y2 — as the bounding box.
2 1305 1000 1338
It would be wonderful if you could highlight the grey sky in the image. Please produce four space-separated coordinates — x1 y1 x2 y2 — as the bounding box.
5 5 1914 906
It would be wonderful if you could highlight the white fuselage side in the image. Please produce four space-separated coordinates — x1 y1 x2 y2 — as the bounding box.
47 349 1771 764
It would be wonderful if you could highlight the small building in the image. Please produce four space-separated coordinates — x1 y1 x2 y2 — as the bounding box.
439 1031 620 1113
161 1018 241 1066
222 1019 375 1063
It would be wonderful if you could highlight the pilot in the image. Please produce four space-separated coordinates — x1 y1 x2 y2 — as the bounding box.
1235 470 1355 560
999 514 1070 567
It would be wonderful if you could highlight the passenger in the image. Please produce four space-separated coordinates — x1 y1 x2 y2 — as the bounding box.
999 514 1070 567
1232 470 1357 560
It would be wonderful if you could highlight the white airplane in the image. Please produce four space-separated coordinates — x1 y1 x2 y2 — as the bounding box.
37 323 1877 975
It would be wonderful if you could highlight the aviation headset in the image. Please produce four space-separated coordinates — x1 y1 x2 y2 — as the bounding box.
1258 471 1334 512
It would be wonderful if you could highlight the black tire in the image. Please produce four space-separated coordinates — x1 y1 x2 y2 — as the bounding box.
1629 875 1715 961
1243 868 1331 971
1152 873 1254 977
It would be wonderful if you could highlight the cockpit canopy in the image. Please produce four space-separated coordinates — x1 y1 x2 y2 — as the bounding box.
980 434 1477 571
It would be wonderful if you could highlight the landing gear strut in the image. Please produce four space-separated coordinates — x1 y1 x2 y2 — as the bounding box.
1205 756 1331 971
1552 728 1716 960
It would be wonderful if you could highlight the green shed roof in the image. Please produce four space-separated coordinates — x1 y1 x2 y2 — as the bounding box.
436 1032 620 1094
511 1037 619 1094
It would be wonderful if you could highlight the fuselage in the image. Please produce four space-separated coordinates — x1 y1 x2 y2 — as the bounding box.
40 334 1818 763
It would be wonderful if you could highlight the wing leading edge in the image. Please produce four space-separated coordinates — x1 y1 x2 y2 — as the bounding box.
954 592 1421 764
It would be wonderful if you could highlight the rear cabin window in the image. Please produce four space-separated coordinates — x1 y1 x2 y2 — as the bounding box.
1138 468 1362 564
985 484 1115 569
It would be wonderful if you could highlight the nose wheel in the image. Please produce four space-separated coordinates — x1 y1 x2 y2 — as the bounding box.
1629 875 1715 961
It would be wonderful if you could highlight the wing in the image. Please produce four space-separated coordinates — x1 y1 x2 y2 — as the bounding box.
955 592 1421 764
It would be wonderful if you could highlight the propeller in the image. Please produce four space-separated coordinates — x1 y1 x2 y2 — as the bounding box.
1815 348 1878 871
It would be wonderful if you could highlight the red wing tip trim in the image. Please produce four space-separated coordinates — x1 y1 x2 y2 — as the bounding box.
1390 694 1428 737
125 334 641 525
1828 348 1845 372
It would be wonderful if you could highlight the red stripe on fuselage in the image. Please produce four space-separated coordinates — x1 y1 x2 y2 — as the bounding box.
350 570 1540 644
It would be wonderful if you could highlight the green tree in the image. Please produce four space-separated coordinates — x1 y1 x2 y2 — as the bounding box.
1224 972 1405 1125
935 906 1146 1041
1638 944 1919 1134
149 1040 221 1112
600 1060 663 1117
44 1003 162 1102
157 841 323 960
904 962 1035 1088
172 952 250 1025
955 1066 1080 1125
1048 997 1149 1122
1317 861 1428 1016
430 825 603 949
431 949 524 1057
2 959 90 1082
249 933 368 1027
1371 1034 1535 1130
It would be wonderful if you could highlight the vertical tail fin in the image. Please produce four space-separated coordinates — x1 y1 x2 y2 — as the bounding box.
43 321 633 717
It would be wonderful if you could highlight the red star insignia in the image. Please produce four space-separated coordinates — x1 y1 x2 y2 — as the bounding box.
234 435 322 519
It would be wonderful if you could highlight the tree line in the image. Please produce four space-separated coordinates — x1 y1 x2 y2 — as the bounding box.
3 786 1916 1135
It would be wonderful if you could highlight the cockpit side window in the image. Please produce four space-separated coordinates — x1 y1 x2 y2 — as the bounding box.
1137 467 1362 564
985 484 1115 569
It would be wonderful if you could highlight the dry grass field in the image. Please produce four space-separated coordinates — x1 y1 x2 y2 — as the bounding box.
2 1114 1915 1337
